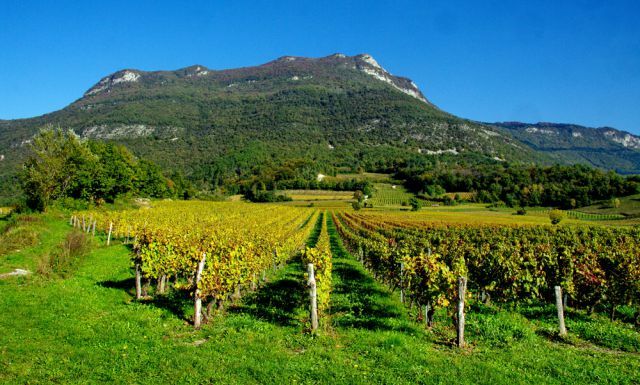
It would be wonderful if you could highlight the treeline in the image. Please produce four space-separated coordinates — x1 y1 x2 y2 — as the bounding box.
398 164 639 208
22 128 193 211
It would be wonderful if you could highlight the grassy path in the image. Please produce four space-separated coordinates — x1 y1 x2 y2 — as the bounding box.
0 214 639 384
327 213 421 333
0 212 71 273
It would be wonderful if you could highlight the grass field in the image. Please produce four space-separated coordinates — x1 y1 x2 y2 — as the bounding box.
1 205 639 384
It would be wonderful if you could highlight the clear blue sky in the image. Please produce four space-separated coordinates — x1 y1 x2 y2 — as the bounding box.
1 0 639 134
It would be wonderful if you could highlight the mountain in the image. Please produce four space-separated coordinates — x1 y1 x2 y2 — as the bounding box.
492 122 640 174
0 53 537 195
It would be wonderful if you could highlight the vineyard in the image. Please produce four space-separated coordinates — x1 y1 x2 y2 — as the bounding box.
1 201 640 383
333 211 640 335
73 201 318 327
369 183 416 206
71 201 640 339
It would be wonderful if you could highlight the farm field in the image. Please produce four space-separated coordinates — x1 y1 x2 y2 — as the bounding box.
575 194 640 217
281 189 354 201
0 201 639 384
324 172 394 183
369 183 416 207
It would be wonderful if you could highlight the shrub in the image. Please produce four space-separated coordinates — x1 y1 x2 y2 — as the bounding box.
549 209 565 225
37 230 92 278
409 197 422 211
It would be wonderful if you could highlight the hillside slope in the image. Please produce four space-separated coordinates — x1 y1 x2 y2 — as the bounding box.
0 54 538 192
492 122 640 173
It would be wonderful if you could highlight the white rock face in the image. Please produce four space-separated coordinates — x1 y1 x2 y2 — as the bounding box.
493 156 505 162
86 70 140 96
572 132 583 138
0 154 4 161
112 71 140 85
482 129 501 137
290 76 300 81
525 127 557 135
604 130 640 149
82 124 154 139
358 57 428 103
422 148 459 155
360 54 382 69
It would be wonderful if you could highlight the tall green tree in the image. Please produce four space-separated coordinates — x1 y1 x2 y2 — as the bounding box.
22 128 93 210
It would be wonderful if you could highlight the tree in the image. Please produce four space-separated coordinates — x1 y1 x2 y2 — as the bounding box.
22 128 93 210
410 197 422 211
22 127 169 210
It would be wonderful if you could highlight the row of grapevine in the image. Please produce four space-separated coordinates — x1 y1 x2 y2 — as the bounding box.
75 201 318 327
301 212 332 317
334 211 640 326
566 210 626 221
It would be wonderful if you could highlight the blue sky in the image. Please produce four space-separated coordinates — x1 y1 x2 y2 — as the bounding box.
1 0 639 134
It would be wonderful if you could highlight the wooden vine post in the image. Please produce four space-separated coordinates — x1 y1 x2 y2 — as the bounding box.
457 276 467 348
107 222 113 246
92 220 96 237
194 253 207 329
555 286 567 336
135 250 143 300
400 262 405 303
307 263 318 332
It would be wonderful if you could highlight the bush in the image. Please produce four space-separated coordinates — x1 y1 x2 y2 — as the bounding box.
409 197 422 211
37 230 92 278
549 209 565 225
245 190 292 202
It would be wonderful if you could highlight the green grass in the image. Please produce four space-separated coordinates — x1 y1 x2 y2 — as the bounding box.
0 213 639 384
0 212 71 273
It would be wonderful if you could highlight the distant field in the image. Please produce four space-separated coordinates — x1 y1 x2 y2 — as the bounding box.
444 192 474 200
359 203 640 226
576 194 640 217
369 183 415 206
325 172 393 182
282 189 353 201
